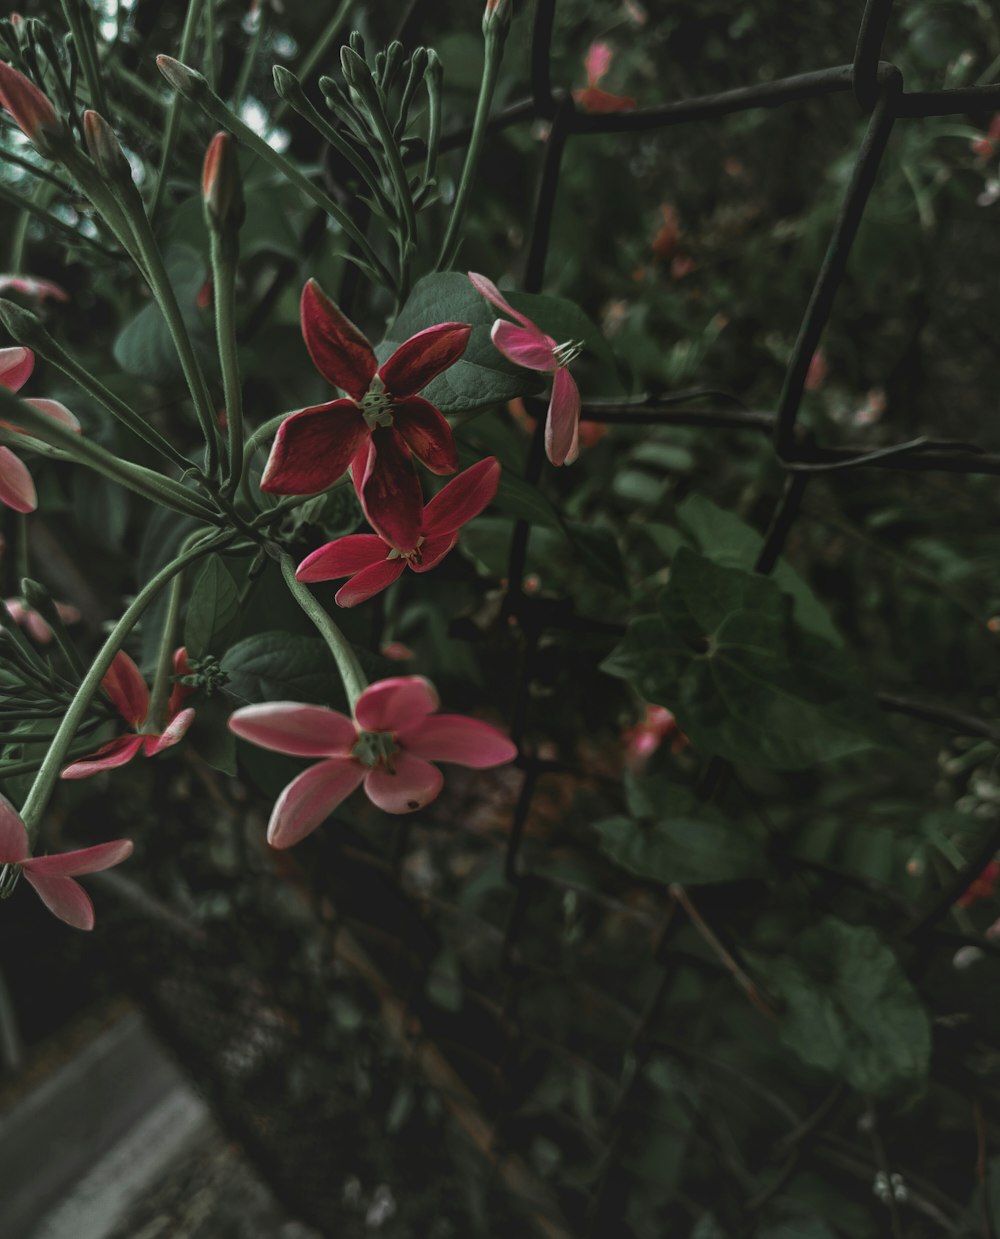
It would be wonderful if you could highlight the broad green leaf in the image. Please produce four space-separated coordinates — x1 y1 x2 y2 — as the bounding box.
562 519 628 592
602 548 882 769
753 918 931 1098
185 555 240 659
221 631 345 707
113 246 209 383
188 694 238 776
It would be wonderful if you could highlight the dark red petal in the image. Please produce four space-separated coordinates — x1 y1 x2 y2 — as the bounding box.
260 401 368 495
300 279 377 400
379 322 472 398
394 397 457 476
335 558 406 607
408 532 457 574
421 456 500 537
360 429 423 549
296 535 389 583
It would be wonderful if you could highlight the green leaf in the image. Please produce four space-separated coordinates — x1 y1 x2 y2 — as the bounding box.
221 631 345 707
185 555 240 660
188 694 238 776
753 918 931 1098
602 548 882 769
71 471 129 553
562 519 628 592
113 246 209 383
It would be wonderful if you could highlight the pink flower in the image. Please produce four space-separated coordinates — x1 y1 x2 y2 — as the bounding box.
296 456 500 606
261 279 471 548
60 650 196 779
804 348 827 391
0 61 66 154
972 114 1000 159
0 275 69 304
572 41 636 114
4 596 80 644
228 676 518 846
623 705 688 770
0 794 132 930
0 346 81 512
469 273 582 466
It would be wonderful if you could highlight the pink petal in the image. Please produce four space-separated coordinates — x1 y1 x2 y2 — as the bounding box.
300 278 377 401
408 532 457 574
334 557 406 607
23 838 133 878
22 872 95 930
167 647 195 718
393 397 458 477
0 446 36 512
468 273 538 331
0 793 28 863
296 534 389 583
23 397 81 432
103 651 149 727
143 706 196 755
358 428 423 550
545 367 581 467
363 752 443 814
398 715 518 768
267 757 365 848
0 61 61 146
0 275 68 303
260 400 369 495
379 323 472 398
0 345 33 392
491 320 557 371
584 41 613 87
421 456 500 537
229 702 357 757
354 676 440 733
60 734 144 780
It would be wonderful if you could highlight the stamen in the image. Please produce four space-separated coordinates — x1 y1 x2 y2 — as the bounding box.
553 339 583 367
0 863 21 900
359 376 395 429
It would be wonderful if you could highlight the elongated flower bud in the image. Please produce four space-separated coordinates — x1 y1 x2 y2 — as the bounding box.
483 0 513 36
0 297 49 349
155 54 207 99
202 131 244 233
0 60 67 156
83 110 131 184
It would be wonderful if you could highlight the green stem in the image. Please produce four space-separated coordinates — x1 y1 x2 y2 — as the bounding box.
278 551 367 710
238 411 291 507
145 562 186 730
60 0 109 116
232 4 266 112
436 30 506 271
0 181 117 262
149 0 207 226
203 0 217 92
210 233 244 496
274 0 353 124
18 531 231 834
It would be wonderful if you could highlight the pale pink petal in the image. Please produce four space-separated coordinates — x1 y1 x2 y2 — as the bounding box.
229 702 357 757
398 715 518 767
334 558 406 607
354 676 440 733
0 446 36 512
491 320 557 372
267 757 365 848
363 751 443 814
102 651 149 727
421 457 500 537
23 397 81 432
379 323 472 398
0 275 68 303
0 793 28 863
22 872 95 930
143 706 196 755
468 273 538 331
584 41 613 87
23 838 133 878
60 734 145 779
0 345 33 392
408 533 457 574
296 535 389 583
545 367 581 467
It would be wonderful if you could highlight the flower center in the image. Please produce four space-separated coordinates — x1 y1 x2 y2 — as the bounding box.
387 536 425 564
0 863 21 900
552 339 583 367
358 376 395 429
352 729 399 771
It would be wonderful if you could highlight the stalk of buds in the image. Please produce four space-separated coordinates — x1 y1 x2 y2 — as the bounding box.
0 59 68 157
202 131 245 237
483 0 513 36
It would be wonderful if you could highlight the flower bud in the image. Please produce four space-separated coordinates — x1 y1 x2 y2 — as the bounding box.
202 131 245 234
483 0 513 36
0 297 49 350
83 110 131 184
0 60 67 156
155 54 207 99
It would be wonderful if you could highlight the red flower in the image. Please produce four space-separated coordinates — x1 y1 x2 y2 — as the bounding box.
0 275 68 304
0 61 65 154
261 279 471 548
60 650 196 779
0 794 132 930
957 859 1000 909
572 41 636 114
296 456 500 606
0 346 81 513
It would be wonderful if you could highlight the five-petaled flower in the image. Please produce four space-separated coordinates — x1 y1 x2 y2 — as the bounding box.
469 273 582 466
60 649 196 779
0 794 132 930
0 346 81 513
296 456 501 606
260 279 471 549
228 676 518 847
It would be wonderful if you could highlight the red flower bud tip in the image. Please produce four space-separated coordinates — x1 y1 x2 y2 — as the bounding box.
83 110 131 183
483 0 512 35
0 61 65 155
155 55 206 98
202 131 245 233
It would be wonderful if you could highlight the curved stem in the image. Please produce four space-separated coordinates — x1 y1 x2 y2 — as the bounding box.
149 0 207 226
211 233 244 496
145 564 186 731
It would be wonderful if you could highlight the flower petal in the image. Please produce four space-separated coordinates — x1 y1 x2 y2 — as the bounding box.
300 278 377 400
267 758 365 849
408 533 457 574
335 558 406 607
0 446 36 512
23 397 81 432
22 872 95 930
393 396 458 476
491 320 557 371
60 734 145 779
143 706 196 755
23 838 133 878
167 647 195 718
354 676 440 733
103 651 149 727
398 715 518 767
260 401 368 495
379 323 472 398
296 534 389 583
229 702 357 757
363 752 443 814
0 345 33 392
421 456 500 537
0 793 28 863
545 367 581 467
359 428 423 549
468 272 538 331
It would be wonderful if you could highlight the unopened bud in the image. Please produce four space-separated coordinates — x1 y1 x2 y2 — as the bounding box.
0 297 49 349
348 30 366 59
155 54 207 99
0 60 67 156
201 131 244 233
483 0 513 36
83 110 131 183
272 64 303 105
